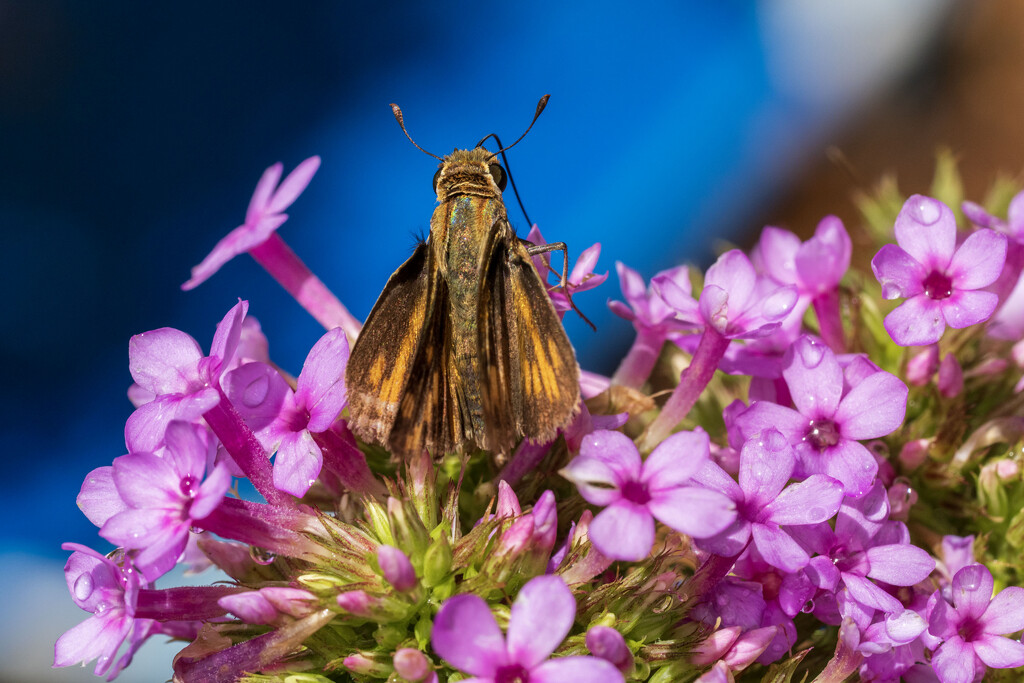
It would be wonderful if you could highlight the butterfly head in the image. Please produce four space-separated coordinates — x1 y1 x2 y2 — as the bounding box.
432 147 507 201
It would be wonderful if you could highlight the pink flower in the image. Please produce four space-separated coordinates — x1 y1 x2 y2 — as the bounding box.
183 157 321 290
928 564 1024 683
223 327 349 496
871 195 1006 346
431 575 624 682
560 429 736 561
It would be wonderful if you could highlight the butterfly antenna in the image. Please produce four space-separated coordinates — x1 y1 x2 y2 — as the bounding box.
477 132 533 226
494 94 549 155
390 103 443 161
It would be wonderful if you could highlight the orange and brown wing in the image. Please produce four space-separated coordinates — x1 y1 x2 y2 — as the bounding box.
478 233 580 453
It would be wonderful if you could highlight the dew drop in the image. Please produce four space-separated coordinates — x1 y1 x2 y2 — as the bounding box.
909 196 942 225
801 598 815 613
250 547 276 565
881 282 905 300
73 574 94 601
94 600 111 615
96 655 110 667
923 271 953 300
242 374 270 408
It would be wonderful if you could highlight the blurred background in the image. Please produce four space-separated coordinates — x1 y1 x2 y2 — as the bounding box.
3 0 1021 680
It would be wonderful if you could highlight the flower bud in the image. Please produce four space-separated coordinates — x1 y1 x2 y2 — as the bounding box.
342 652 391 676
495 480 522 519
898 439 931 470
363 498 395 546
393 648 432 682
938 353 963 398
586 625 632 674
979 460 1013 519
378 545 417 593
906 345 939 386
422 533 452 587
406 448 438 531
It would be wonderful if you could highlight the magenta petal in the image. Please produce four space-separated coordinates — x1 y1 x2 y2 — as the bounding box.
246 162 284 222
190 463 233 520
112 453 179 508
819 440 877 498
77 466 127 528
949 229 1007 289
653 274 700 321
529 656 625 683
783 336 842 418
124 390 220 453
871 244 927 300
128 328 204 394
796 216 851 292
705 250 756 308
763 475 843 526
53 613 131 675
432 594 507 676
297 328 350 432
940 289 1000 329
579 430 642 481
209 300 248 375
265 156 321 215
885 609 927 643
973 634 1024 669
733 402 806 446
738 429 794 507
894 195 957 269
980 586 1024 634
223 362 291 434
648 486 736 538
952 564 995 619
163 420 209 479
884 294 947 346
272 430 323 497
751 524 809 572
843 573 903 614
865 544 935 586
616 262 647 308
753 226 800 284
696 518 751 557
589 501 654 561
561 455 622 506
507 576 576 668
641 428 709 490
834 370 907 440
931 637 976 683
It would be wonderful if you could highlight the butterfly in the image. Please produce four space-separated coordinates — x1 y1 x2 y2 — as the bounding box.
345 96 582 458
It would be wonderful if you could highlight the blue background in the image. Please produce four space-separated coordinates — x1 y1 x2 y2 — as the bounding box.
0 1 954 680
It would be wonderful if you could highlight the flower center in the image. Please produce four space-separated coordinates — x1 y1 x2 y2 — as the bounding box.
958 616 982 643
805 419 840 450
283 407 312 433
494 663 531 683
922 270 953 300
620 480 652 506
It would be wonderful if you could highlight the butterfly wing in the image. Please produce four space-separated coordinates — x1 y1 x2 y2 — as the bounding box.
478 229 580 452
346 242 437 450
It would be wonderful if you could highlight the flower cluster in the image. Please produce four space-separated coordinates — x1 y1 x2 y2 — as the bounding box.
55 157 1024 683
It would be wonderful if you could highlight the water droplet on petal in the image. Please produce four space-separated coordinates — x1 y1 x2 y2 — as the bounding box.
802 598 815 613
94 600 111 615
73 574 94 601
881 282 905 300
250 547 276 565
909 195 942 226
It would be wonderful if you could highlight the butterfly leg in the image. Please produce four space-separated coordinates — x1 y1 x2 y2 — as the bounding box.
524 241 595 330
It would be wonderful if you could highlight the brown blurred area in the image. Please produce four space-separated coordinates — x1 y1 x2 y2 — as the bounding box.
766 0 1024 240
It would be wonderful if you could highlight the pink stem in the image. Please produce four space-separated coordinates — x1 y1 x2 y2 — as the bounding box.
813 288 845 353
499 439 552 487
611 328 665 388
196 498 329 561
203 393 288 506
135 585 241 621
250 232 362 341
639 329 729 451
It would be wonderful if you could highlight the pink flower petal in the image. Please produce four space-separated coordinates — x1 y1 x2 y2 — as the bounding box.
980 586 1024 634
795 215 851 294
894 195 956 269
865 544 936 586
297 328 350 432
738 429 794 507
834 370 907 440
883 295 946 346
579 430 642 481
589 501 654 561
952 564 995 620
264 156 321 215
783 336 842 419
111 453 179 508
752 226 800 284
128 328 204 394
530 656 625 683
973 634 1024 669
272 430 323 497
53 612 131 675
191 463 233 520
842 573 903 614
209 300 249 376
871 244 927 301
507 576 576 668
763 475 843 526
647 486 736 539
246 162 284 223
641 428 709 490
432 594 507 677
77 466 127 528
817 439 877 498
940 289 999 329
751 523 809 572
948 229 1007 289
223 361 292 437
560 455 623 506
930 636 976 683
705 250 756 309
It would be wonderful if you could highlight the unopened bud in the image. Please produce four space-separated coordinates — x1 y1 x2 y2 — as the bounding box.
378 545 417 592
585 625 632 674
422 533 452 587
393 648 432 681
938 353 963 398
906 344 939 386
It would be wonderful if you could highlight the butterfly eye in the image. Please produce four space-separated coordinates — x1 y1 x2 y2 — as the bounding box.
489 163 507 192
432 168 443 194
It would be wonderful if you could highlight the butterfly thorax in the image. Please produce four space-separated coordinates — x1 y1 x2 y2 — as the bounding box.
428 148 511 446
